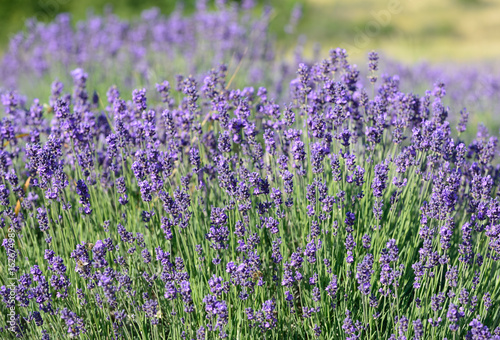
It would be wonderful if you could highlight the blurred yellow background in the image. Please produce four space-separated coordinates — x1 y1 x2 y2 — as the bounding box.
293 0 500 62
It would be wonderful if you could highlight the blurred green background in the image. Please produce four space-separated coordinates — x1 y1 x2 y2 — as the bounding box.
1 0 500 62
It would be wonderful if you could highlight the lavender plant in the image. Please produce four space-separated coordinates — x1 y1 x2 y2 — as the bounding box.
1 2 500 340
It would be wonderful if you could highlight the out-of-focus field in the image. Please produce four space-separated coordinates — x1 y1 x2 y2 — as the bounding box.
295 0 500 62
1 0 500 63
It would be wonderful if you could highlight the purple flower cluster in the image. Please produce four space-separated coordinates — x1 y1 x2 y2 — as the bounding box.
0 3 499 339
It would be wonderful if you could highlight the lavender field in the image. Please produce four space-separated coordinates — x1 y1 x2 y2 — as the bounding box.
1 2 500 339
